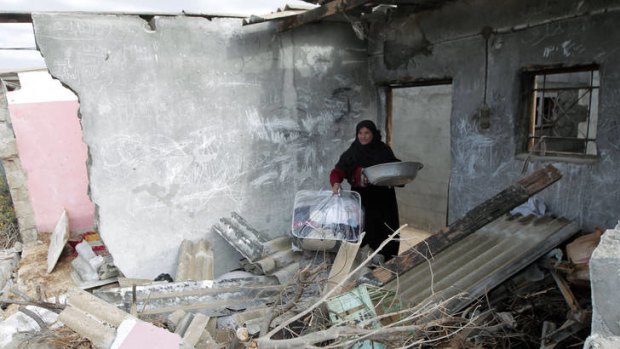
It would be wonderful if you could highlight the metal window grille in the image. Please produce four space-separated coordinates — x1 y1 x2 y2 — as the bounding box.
527 68 599 156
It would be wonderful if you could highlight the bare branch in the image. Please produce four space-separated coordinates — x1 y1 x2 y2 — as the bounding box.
262 225 408 340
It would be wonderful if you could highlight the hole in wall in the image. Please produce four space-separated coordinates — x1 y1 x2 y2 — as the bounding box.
139 15 157 32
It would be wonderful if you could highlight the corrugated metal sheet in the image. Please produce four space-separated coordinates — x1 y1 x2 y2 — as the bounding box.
94 276 282 317
388 215 580 313
214 212 302 284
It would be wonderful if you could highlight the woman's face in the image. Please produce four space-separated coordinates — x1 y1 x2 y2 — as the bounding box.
357 127 374 145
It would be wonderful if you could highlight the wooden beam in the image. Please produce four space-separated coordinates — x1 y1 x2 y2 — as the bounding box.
348 164 562 289
0 13 32 23
278 0 372 32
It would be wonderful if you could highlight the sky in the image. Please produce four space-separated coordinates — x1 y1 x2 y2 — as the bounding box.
0 0 313 71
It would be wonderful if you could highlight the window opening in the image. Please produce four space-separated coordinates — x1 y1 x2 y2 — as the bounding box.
526 68 599 157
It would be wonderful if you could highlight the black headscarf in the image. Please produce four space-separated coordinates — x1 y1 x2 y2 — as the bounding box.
335 120 399 176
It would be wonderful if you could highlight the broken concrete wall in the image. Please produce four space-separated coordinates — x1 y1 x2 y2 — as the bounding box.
589 229 620 338
32 14 376 278
368 0 620 230
0 80 37 242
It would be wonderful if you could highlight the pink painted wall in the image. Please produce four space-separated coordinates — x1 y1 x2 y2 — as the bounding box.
8 100 95 233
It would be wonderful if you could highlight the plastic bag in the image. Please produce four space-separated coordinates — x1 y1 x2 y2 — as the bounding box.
510 197 547 217
292 190 363 243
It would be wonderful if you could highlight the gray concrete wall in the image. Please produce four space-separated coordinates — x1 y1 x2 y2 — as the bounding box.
368 0 620 229
32 14 376 278
391 85 452 231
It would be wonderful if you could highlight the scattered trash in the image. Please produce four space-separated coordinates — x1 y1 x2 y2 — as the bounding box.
510 197 547 217
0 164 606 348
70 232 119 289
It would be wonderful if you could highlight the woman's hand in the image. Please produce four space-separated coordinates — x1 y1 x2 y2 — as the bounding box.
332 182 341 195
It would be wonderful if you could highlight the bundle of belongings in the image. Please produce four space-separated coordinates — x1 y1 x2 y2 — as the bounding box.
291 190 363 252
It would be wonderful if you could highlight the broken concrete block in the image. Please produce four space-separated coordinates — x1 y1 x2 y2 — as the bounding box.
59 306 117 349
0 248 20 291
206 317 217 339
166 309 187 332
590 229 620 337
175 312 194 336
242 248 299 275
584 333 620 349
230 307 271 335
112 318 181 349
66 288 128 327
0 305 59 347
71 254 99 281
270 261 300 285
194 324 218 349
183 313 210 347
47 209 69 273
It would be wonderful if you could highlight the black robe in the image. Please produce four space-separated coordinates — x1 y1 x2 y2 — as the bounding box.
335 138 401 260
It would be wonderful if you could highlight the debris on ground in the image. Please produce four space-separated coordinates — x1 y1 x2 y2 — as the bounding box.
69 231 119 289
0 164 611 348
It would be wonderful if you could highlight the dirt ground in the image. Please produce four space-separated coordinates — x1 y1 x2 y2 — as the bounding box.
4 233 75 318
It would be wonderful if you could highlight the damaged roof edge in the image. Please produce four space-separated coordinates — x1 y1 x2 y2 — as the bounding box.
0 10 248 23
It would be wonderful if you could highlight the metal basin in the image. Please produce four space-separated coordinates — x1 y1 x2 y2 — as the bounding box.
363 161 423 186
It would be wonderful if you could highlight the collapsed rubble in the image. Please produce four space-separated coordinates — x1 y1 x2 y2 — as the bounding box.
0 164 614 348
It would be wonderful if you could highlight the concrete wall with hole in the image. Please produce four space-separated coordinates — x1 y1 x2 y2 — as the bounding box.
32 14 377 278
368 0 620 230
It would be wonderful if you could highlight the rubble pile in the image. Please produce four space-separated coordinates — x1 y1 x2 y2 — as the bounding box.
0 165 611 348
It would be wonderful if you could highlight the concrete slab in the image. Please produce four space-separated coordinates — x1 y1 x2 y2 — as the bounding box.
46 210 68 273
182 313 209 347
58 307 116 349
66 288 129 327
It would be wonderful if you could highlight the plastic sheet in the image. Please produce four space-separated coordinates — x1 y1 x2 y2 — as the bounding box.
291 190 363 246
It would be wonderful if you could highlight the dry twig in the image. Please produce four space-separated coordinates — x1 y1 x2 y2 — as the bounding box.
260 225 407 342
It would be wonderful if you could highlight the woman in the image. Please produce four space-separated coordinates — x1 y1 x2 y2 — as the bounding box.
330 120 400 261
